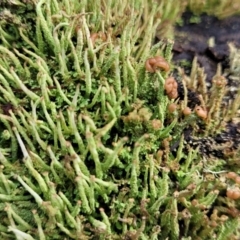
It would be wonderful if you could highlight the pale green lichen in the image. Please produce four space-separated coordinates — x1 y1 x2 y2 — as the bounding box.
0 0 239 240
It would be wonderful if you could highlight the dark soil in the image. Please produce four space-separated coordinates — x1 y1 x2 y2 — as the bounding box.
172 12 240 81
168 12 240 159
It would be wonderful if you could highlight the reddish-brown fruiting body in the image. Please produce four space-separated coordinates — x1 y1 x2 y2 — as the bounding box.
145 56 170 73
183 107 192 116
164 77 178 99
226 188 240 200
195 106 207 119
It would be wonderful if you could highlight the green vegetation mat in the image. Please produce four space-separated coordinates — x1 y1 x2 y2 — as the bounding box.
0 1 239 239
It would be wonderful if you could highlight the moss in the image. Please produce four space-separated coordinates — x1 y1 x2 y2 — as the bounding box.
0 0 239 239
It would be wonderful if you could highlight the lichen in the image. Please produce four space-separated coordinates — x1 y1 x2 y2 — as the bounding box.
0 0 239 240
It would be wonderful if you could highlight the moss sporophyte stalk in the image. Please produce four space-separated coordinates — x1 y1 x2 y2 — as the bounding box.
0 0 240 239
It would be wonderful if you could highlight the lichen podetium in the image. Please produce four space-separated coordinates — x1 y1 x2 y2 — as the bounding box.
0 0 239 239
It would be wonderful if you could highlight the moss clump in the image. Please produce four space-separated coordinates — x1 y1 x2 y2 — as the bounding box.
0 0 240 239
